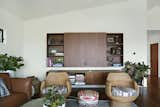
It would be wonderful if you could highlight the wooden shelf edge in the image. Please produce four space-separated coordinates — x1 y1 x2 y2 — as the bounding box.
46 67 124 71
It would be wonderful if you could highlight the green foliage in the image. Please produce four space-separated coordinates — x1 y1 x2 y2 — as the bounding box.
0 54 24 71
43 87 65 107
123 61 150 83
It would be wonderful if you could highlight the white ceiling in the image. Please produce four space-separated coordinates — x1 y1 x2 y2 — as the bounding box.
0 0 159 20
0 0 128 20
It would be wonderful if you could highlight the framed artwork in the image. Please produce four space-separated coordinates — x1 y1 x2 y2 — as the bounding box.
0 28 4 43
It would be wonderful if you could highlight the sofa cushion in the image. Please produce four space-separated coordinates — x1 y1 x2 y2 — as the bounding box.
0 78 10 97
0 73 12 91
112 87 137 97
0 93 28 107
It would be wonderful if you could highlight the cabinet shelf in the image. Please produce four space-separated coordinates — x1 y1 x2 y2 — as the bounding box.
48 44 64 46
107 43 123 46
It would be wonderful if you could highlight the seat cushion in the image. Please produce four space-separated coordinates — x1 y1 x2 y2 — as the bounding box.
0 93 28 107
0 78 10 97
112 87 137 97
0 73 12 91
42 85 67 95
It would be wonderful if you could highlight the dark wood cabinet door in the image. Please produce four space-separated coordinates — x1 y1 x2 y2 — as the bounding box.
64 33 82 67
150 43 158 78
80 33 106 67
85 72 108 84
64 33 107 67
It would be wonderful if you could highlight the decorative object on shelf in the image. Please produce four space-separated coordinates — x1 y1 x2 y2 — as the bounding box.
107 37 114 43
75 73 85 85
123 61 150 85
0 54 24 77
110 47 117 55
47 57 53 67
69 75 76 85
112 63 122 67
43 86 65 107
0 28 4 43
114 36 119 44
116 47 122 55
53 57 64 67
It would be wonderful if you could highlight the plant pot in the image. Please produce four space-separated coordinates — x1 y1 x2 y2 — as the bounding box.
136 77 143 85
58 103 65 107
43 103 65 107
0 70 15 77
5 70 15 77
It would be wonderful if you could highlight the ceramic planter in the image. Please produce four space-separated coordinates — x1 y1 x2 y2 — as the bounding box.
43 103 65 107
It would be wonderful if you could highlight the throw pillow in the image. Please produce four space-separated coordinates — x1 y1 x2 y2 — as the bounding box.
0 78 10 97
112 86 137 97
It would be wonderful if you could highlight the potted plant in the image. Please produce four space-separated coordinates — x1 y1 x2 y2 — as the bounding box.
43 87 65 107
0 54 24 77
123 61 150 85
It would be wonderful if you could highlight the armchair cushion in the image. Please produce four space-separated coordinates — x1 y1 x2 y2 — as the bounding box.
0 78 10 97
42 85 67 95
112 87 137 97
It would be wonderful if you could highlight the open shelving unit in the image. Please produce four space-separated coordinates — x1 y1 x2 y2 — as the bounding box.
47 33 64 67
106 33 123 67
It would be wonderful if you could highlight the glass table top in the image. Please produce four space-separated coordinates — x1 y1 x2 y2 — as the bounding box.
22 98 137 107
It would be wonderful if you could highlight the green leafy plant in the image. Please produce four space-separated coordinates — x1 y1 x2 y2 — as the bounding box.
123 61 150 85
43 87 65 107
0 54 24 71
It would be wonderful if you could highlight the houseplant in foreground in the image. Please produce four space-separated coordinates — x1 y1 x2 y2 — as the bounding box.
123 61 150 85
43 87 65 107
0 54 24 76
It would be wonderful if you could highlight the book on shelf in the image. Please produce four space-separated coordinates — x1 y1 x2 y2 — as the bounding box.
74 82 85 85
54 53 64 56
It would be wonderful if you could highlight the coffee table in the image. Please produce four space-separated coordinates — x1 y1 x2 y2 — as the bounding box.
22 98 137 107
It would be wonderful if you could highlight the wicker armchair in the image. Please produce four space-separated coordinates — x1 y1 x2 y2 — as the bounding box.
40 72 72 97
105 72 139 107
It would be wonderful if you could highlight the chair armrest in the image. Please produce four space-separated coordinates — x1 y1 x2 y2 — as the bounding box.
11 78 32 99
133 81 139 96
105 81 112 97
66 80 72 97
40 80 46 94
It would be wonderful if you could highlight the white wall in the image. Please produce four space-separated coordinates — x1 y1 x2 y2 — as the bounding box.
148 6 160 30
0 8 24 56
16 0 147 80
147 30 160 77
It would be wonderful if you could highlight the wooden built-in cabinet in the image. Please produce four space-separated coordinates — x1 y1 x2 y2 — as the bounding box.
47 32 123 67
64 33 106 67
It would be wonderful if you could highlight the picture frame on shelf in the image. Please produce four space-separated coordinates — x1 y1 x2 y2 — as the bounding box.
107 37 114 43
0 28 4 43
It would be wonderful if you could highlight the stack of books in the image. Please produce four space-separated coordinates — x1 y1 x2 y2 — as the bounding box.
69 75 76 85
75 74 85 85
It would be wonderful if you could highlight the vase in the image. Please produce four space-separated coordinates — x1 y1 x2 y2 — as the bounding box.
5 70 15 77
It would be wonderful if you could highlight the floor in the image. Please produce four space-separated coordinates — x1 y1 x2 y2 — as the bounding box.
135 77 160 107
70 77 160 107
